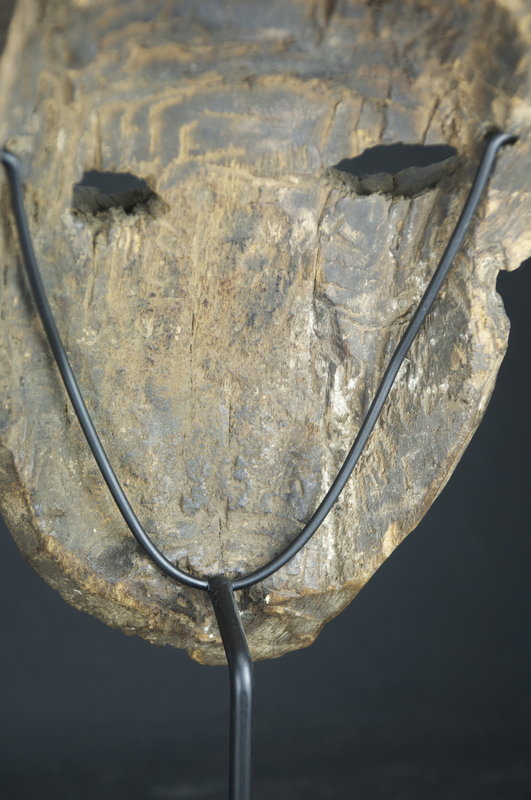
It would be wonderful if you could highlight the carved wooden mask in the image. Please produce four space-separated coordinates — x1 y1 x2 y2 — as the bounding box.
0 0 529 663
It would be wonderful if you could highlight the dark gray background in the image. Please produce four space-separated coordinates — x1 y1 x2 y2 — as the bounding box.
0 262 529 800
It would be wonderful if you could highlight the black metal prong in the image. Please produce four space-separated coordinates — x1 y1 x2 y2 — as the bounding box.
209 576 253 800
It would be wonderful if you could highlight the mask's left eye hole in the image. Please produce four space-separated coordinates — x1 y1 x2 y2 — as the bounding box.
331 142 458 197
71 169 156 216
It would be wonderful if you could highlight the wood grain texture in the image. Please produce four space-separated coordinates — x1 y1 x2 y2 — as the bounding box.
0 0 529 663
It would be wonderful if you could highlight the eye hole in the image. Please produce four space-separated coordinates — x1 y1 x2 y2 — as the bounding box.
72 170 156 216
333 143 457 176
331 142 458 197
0 2 16 57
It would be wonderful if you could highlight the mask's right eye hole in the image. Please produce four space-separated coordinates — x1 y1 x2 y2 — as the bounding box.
71 170 156 216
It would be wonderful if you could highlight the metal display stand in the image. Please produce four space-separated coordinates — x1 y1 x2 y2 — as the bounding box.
1 132 515 799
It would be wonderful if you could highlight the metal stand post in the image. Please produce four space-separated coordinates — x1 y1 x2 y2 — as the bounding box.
209 577 254 800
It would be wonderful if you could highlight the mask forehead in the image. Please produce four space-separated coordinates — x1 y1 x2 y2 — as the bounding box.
0 0 529 664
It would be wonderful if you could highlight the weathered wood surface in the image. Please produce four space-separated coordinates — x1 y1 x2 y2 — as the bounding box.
0 0 529 664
